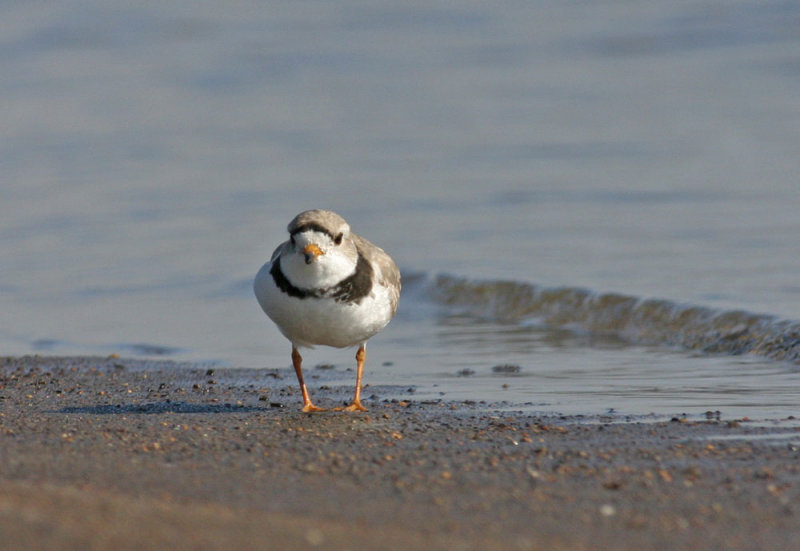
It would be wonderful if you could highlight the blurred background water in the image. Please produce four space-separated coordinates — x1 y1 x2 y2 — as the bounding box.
2 1 800 418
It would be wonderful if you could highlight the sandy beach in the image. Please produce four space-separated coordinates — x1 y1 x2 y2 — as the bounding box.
1 355 798 550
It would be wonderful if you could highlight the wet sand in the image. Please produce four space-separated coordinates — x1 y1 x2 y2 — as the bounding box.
1 355 798 550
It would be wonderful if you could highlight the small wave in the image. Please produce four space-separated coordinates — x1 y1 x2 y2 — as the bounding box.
423 274 800 364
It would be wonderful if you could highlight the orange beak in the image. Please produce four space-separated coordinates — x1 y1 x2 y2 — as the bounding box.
303 243 324 264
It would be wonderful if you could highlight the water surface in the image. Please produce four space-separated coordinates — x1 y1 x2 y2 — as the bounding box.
2 1 799 419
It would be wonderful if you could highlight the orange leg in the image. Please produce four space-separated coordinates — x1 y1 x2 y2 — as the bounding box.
343 344 368 412
292 346 325 412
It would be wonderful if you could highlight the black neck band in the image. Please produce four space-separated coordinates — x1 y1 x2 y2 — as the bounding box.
270 251 373 304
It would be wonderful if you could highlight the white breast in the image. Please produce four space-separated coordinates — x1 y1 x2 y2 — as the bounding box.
254 261 395 348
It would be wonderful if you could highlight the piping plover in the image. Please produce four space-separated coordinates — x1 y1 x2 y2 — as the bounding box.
254 209 401 412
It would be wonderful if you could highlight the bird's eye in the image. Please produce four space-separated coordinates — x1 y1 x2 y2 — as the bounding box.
334 233 343 245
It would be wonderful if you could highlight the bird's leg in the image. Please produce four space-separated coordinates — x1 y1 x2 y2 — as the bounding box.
343 344 368 412
292 346 325 412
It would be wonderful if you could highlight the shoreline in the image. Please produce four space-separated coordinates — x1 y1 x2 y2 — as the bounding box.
1 355 798 550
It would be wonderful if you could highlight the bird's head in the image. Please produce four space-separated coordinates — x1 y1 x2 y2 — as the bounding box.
283 210 358 287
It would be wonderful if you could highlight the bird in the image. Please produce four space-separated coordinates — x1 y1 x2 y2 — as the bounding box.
254 209 401 412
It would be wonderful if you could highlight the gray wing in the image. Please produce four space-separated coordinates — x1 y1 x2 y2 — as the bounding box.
352 234 401 314
270 241 290 262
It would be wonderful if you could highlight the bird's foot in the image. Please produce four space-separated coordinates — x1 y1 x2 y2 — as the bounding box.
342 400 368 412
301 402 327 413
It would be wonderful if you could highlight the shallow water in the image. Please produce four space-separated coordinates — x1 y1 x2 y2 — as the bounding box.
2 1 800 419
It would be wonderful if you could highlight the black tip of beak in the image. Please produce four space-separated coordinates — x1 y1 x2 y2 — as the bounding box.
304 254 314 265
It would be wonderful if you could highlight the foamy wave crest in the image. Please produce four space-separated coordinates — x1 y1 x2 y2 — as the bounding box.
424 274 800 364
